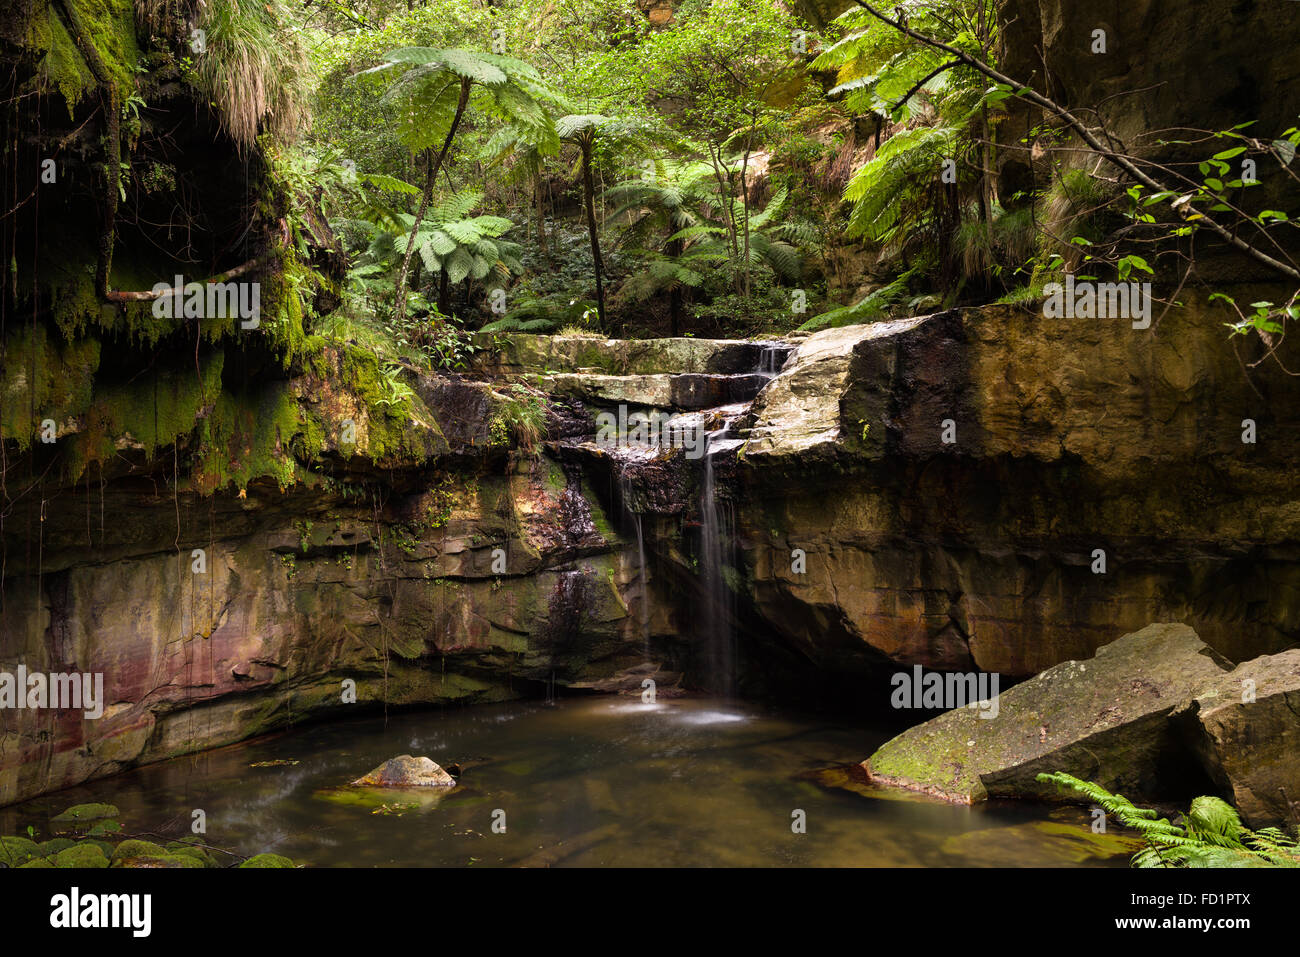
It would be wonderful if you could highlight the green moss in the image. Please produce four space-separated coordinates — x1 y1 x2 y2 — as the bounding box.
110 839 205 868
0 325 101 450
18 857 55 868
192 380 319 492
25 0 139 113
72 353 224 479
0 836 41 865
164 841 217 868
35 838 76 856
110 839 168 860
52 843 111 868
238 852 295 868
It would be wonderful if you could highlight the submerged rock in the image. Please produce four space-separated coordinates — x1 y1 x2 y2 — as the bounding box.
50 803 121 827
864 623 1231 804
352 755 457 788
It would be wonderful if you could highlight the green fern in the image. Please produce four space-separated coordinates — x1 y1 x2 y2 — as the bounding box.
797 268 918 332
1037 772 1300 868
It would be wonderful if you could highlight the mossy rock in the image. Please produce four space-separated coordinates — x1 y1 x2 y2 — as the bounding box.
17 857 54 868
0 836 40 866
164 841 217 868
52 844 110 869
238 853 295 868
35 837 75 855
86 820 124 837
109 838 202 868
85 839 118 858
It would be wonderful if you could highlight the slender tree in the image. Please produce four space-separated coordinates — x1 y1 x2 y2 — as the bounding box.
366 48 557 325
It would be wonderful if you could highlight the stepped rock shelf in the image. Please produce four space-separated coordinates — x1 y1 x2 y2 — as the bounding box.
2 295 1298 811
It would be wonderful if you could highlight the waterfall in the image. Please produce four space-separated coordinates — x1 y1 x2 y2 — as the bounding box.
698 426 735 698
756 342 790 378
619 473 650 657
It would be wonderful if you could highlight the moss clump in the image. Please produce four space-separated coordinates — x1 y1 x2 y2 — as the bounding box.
0 325 101 450
50 802 121 823
18 857 55 868
238 852 295 868
109 837 206 869
52 843 111 868
110 838 167 859
24 0 140 113
0 836 41 866
35 838 76 856
164 840 218 868
192 380 320 493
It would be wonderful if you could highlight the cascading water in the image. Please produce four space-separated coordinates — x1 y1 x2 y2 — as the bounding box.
693 343 788 695
757 342 788 377
617 472 650 657
697 423 738 698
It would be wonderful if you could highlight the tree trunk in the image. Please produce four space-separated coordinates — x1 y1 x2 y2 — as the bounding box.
666 235 683 336
580 139 610 335
534 172 549 263
740 110 761 299
437 269 450 316
393 78 470 326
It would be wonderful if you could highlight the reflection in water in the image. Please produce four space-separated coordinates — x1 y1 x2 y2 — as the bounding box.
1 697 1135 867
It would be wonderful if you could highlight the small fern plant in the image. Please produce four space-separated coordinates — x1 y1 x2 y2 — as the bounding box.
1037 772 1300 868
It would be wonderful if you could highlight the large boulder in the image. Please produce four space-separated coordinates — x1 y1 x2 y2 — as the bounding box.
863 623 1231 803
352 756 457 788
1188 650 1300 827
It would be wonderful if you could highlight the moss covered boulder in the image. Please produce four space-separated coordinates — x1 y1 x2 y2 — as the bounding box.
238 853 295 868
864 623 1231 803
110 839 205 869
50 803 121 831
352 755 456 788
0 836 42 866
51 844 110 868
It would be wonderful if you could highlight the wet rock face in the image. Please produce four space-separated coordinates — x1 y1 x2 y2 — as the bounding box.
0 375 662 806
738 294 1300 678
995 0 1300 273
353 755 456 788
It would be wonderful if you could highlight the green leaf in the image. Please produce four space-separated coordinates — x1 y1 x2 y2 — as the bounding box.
445 247 475 284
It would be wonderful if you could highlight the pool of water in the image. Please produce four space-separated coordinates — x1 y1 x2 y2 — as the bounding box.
2 696 1136 867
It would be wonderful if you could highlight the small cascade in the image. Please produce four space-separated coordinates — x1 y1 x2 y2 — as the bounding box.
696 412 744 698
617 472 651 657
756 341 792 378
550 337 798 695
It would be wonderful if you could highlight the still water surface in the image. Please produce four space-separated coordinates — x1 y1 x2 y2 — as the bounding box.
3 696 1135 867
